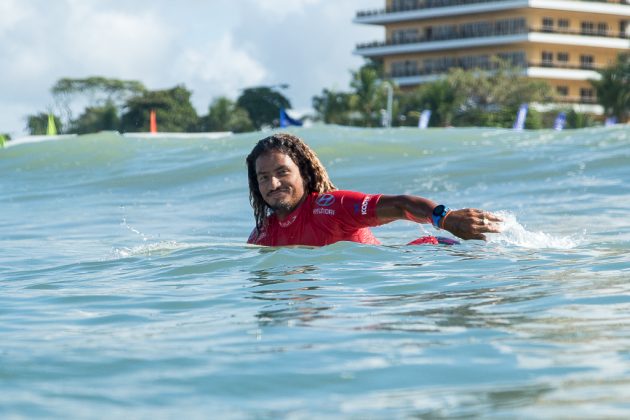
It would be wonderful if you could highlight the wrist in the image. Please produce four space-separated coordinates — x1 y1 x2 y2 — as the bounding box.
440 210 452 229
431 204 450 229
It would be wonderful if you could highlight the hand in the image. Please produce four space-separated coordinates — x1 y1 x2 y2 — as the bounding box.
441 208 503 241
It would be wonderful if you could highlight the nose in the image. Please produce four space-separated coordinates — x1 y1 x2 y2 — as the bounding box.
270 176 281 189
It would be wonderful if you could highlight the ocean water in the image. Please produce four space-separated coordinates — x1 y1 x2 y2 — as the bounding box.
1 126 629 419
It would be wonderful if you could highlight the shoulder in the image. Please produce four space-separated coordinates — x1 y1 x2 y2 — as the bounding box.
312 190 381 216
314 190 372 203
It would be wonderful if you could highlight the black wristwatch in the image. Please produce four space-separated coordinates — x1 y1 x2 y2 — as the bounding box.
431 204 450 228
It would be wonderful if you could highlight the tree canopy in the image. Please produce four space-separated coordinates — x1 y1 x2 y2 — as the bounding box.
236 87 291 130
201 97 254 133
591 53 630 123
121 85 199 133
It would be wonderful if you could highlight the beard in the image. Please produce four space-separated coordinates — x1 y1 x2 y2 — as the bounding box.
265 188 302 215
267 197 297 213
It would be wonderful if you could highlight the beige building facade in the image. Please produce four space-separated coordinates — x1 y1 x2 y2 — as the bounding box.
354 0 630 110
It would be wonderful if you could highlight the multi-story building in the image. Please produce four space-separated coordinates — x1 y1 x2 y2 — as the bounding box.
354 0 630 111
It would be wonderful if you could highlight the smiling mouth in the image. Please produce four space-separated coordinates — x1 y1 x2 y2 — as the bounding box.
268 189 290 198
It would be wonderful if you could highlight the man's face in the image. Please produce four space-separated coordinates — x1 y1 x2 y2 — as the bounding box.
255 151 306 218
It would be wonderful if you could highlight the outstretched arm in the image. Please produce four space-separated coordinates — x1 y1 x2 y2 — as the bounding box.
376 195 502 241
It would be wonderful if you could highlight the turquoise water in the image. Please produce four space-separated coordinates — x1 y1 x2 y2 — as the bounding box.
1 126 629 418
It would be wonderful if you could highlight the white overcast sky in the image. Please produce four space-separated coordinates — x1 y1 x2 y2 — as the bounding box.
0 0 383 136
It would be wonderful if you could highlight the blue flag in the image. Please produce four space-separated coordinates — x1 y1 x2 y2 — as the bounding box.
279 108 303 128
605 116 617 126
418 109 431 129
513 104 528 131
554 112 566 131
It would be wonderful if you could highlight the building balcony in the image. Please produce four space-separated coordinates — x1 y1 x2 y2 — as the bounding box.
387 60 603 78
387 60 603 86
355 0 630 25
355 26 630 57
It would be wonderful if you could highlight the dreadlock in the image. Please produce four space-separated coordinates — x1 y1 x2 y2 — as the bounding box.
246 133 337 232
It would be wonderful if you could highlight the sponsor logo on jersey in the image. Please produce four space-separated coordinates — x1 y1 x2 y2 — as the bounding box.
361 195 371 215
313 208 335 216
315 193 335 207
278 215 297 227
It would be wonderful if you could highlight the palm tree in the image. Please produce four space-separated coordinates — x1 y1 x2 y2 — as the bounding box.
591 53 630 123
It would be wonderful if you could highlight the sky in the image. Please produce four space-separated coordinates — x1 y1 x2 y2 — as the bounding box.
0 0 384 136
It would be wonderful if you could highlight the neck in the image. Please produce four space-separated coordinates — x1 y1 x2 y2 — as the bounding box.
274 193 308 221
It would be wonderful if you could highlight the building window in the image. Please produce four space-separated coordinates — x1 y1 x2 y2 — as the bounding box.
542 17 554 32
581 21 595 35
391 60 418 76
580 55 594 69
542 51 554 66
497 51 526 67
391 0 419 12
558 19 570 31
391 29 419 43
580 88 595 102
557 86 569 96
557 52 569 63
597 22 608 36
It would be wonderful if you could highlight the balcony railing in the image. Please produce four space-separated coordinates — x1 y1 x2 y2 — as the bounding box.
557 96 599 104
527 61 605 71
356 25 630 50
356 0 629 19
387 60 603 78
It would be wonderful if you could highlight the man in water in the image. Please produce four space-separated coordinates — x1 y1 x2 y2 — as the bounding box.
246 133 502 247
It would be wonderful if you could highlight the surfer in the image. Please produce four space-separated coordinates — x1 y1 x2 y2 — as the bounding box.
246 133 502 247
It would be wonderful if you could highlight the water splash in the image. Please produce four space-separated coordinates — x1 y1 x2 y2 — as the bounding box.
108 241 188 260
488 211 582 249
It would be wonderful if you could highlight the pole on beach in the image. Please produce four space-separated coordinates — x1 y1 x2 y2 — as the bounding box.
381 82 393 128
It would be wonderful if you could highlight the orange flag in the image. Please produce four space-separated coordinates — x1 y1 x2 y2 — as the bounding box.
150 110 157 133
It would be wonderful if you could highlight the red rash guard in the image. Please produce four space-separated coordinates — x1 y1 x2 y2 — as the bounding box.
247 190 384 247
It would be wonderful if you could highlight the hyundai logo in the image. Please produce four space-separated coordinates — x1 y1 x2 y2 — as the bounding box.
315 194 335 207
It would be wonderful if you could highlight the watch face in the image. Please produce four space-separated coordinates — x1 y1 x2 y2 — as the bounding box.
432 205 445 217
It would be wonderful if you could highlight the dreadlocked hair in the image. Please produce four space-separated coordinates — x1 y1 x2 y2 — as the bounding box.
246 133 337 232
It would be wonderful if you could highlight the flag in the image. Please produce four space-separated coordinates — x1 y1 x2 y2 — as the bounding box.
418 109 431 129
605 116 617 126
513 104 528 131
553 112 566 131
150 110 157 133
47 114 57 136
279 108 303 128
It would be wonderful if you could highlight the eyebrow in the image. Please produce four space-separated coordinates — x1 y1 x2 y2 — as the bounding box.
256 164 290 176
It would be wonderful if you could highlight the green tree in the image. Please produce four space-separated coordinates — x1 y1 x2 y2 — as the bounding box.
120 85 199 132
591 53 630 122
71 101 120 134
25 113 63 135
348 65 391 127
201 97 254 133
51 76 145 129
565 109 597 128
399 79 461 127
236 87 291 130
448 60 552 127
312 88 354 125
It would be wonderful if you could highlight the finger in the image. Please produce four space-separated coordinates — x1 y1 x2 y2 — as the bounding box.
467 233 486 241
485 213 503 222
484 224 503 233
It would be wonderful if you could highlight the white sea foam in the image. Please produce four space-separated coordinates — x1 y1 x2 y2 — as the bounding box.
108 240 189 260
487 211 582 249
